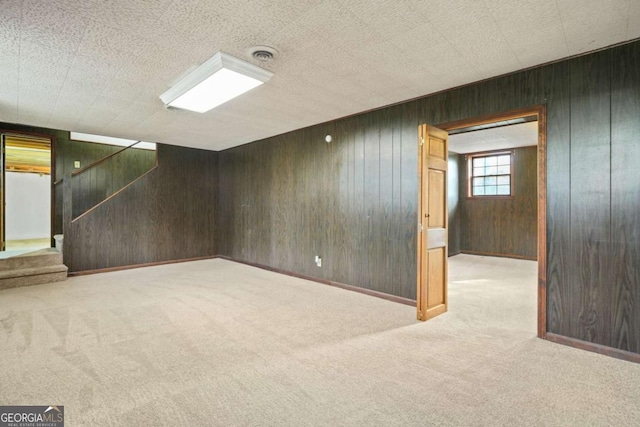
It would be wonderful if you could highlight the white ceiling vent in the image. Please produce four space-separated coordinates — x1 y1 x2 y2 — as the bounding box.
248 46 278 62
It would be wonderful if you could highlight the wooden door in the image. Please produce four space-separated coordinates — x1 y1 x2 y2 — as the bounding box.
417 125 448 321
0 134 5 251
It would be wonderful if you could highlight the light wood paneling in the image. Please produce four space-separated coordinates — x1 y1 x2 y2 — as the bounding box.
427 247 446 309
428 170 446 228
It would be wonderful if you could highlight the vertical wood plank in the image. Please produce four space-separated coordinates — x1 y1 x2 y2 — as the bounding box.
569 50 611 346
363 111 381 291
541 60 572 336
379 108 394 293
400 101 419 299
611 42 640 353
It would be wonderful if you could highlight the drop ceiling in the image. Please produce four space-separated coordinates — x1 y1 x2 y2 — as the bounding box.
1 0 638 151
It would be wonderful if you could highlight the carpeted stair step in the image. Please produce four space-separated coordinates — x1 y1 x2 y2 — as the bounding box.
0 248 68 290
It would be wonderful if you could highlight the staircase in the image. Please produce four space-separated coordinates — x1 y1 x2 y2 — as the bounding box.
0 248 68 291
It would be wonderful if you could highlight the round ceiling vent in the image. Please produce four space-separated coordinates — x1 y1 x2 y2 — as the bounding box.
247 46 278 62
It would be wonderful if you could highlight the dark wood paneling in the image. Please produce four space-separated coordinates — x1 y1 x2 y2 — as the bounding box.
611 42 640 354
542 61 572 338
56 137 129 233
70 145 155 219
568 50 611 347
447 152 461 256
64 144 217 272
5 40 640 358
458 146 537 259
218 103 421 299
218 42 640 361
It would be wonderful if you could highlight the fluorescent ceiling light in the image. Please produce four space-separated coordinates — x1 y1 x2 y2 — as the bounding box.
71 132 156 150
159 52 273 113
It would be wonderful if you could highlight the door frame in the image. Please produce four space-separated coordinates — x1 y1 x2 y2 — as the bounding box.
433 105 547 338
0 130 55 251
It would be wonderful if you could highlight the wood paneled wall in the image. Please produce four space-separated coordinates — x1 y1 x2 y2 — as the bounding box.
447 152 461 256
1 123 218 272
63 143 218 272
457 146 537 259
219 107 419 299
219 40 640 355
67 144 156 219
4 41 640 356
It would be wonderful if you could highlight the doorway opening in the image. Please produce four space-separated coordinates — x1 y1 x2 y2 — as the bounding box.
437 106 547 338
0 133 53 257
417 105 547 338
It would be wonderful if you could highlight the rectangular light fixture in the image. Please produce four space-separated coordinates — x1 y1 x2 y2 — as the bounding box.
70 132 156 151
159 52 273 113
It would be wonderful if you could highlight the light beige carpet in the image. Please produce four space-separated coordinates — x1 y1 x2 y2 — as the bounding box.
1 255 639 426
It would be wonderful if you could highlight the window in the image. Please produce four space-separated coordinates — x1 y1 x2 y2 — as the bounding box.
468 151 513 197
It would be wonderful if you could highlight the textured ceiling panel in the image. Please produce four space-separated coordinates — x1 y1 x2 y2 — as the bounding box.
0 0 637 151
627 1 640 40
556 0 630 54
483 0 569 67
21 0 89 53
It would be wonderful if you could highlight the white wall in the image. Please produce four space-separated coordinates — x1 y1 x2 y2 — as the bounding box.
5 172 50 240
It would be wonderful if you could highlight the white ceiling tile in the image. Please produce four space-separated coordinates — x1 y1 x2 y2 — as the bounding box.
556 0 629 53
230 0 327 41
483 0 569 66
85 0 174 31
99 79 144 103
31 0 101 17
2 1 23 18
18 89 59 116
17 40 75 66
0 67 19 121
339 0 425 40
295 1 386 52
20 0 90 53
0 16 21 54
387 21 451 56
626 1 640 40
18 68 66 95
411 1 522 73
16 107 52 125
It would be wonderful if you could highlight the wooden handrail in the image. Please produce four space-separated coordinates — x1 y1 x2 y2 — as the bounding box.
71 141 142 177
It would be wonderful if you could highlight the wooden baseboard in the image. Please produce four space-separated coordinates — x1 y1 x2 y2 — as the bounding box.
69 255 416 307
67 255 219 276
218 256 417 307
545 332 640 364
460 250 537 261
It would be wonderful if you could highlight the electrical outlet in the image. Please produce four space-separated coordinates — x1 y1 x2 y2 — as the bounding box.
317 257 322 267
74 161 81 168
